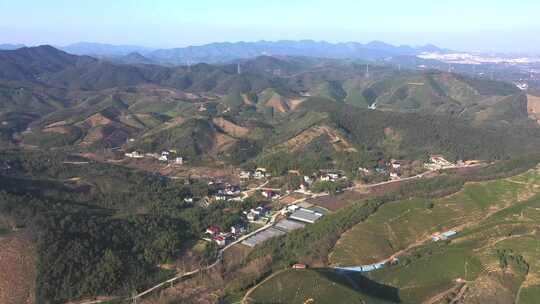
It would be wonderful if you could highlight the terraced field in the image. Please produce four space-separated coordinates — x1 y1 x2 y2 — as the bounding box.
330 166 540 266
246 269 399 304
329 166 540 303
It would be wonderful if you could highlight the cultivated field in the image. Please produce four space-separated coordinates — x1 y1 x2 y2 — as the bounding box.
329 166 540 303
330 166 540 266
246 269 397 304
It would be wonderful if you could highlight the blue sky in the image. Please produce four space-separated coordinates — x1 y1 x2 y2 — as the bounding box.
1 0 539 52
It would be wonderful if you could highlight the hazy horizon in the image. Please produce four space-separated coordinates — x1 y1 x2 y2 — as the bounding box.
1 0 539 54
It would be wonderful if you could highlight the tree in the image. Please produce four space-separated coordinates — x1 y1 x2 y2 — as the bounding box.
96 249 123 293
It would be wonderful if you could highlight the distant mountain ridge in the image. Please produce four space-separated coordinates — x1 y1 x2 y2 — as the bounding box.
53 40 450 65
1 40 453 65
60 42 155 57
0 43 25 50
145 40 451 65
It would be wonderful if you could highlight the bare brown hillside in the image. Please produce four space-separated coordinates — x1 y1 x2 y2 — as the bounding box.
265 95 290 113
0 231 36 304
274 125 357 152
212 117 249 137
527 95 540 124
84 113 112 128
527 95 540 113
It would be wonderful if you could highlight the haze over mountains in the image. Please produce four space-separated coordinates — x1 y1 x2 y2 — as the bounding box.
0 40 450 65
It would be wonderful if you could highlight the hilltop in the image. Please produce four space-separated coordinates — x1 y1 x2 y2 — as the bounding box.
0 45 538 162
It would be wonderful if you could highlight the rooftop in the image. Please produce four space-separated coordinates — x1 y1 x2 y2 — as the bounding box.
289 208 323 224
275 219 306 232
241 227 286 247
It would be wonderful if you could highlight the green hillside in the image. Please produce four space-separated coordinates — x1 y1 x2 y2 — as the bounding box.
136 118 216 158
311 81 347 102
247 269 399 304
330 166 540 303
0 149 226 303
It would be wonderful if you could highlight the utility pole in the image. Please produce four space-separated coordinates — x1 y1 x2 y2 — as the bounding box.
365 64 370 78
132 290 138 304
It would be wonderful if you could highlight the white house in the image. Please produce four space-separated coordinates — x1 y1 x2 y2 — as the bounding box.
321 173 339 182
247 211 258 222
262 190 279 199
304 176 314 184
239 171 251 179
253 171 265 180
158 155 168 162
231 224 246 235
287 205 300 212
358 167 370 175
214 195 227 201
125 151 144 158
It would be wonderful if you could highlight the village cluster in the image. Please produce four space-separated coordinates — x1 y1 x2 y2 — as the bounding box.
125 150 184 165
198 168 348 248
203 202 327 248
123 150 477 252
357 155 483 182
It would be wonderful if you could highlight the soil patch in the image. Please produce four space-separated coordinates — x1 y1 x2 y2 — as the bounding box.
0 231 36 304
212 118 249 138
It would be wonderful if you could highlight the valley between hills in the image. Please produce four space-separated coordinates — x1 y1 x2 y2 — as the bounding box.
1 45 540 304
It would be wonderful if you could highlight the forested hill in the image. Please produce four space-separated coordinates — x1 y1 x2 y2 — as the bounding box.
0 149 253 302
0 45 538 164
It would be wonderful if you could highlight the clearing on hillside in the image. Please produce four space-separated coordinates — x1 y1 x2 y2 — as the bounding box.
527 95 540 124
527 95 540 114
273 125 357 153
0 231 36 304
212 117 249 138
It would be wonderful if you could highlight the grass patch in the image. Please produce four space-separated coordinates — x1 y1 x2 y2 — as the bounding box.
248 269 398 304
0 227 9 236
331 167 540 266
519 285 540 304
328 166 540 303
